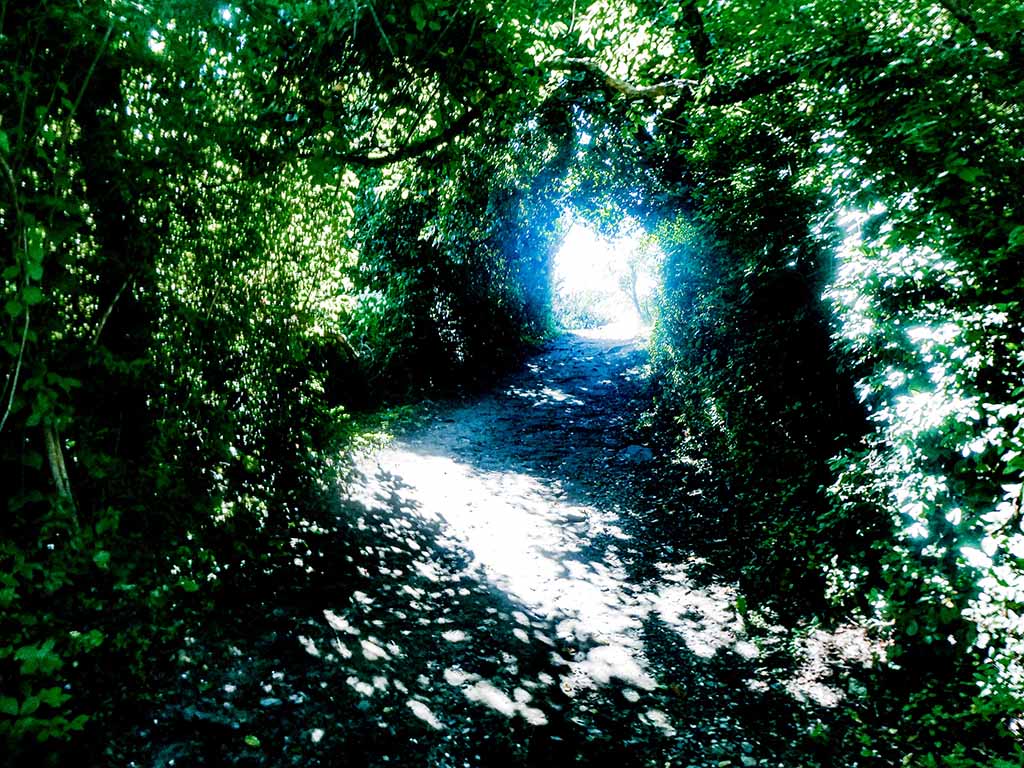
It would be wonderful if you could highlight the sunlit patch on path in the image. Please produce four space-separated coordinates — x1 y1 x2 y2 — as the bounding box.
370 446 660 696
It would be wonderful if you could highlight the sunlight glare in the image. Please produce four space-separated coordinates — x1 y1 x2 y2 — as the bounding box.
552 218 658 333
554 223 618 295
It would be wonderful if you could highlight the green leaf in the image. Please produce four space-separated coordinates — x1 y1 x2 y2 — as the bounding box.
181 578 200 593
95 508 120 536
0 697 18 717
14 639 62 676
15 647 38 674
244 734 261 747
22 450 43 471
23 286 43 306
75 629 105 650
93 550 111 570
5 299 23 318
955 167 985 184
26 228 44 265
37 687 69 708
0 129 9 154
410 4 426 31
2 265 18 280
20 696 40 716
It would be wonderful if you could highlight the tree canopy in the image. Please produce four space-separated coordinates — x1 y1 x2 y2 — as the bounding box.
2 0 1022 764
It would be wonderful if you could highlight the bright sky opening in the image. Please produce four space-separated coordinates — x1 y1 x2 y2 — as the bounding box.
552 218 659 334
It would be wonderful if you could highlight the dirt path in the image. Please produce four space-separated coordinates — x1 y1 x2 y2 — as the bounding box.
125 331 871 767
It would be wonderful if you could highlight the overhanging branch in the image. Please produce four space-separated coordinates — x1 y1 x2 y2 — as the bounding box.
554 39 883 108
556 58 697 100
306 103 483 168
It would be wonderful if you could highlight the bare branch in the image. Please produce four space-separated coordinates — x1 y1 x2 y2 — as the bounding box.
45 422 77 519
91 275 133 347
313 103 484 167
364 1 396 58
554 57 804 106
0 216 27 436
556 58 697 100
554 42 881 108
679 0 712 72
66 23 114 133
704 69 801 106
0 151 18 205
0 305 28 434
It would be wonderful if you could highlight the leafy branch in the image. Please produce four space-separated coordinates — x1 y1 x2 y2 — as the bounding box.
304 102 484 168
937 0 1022 63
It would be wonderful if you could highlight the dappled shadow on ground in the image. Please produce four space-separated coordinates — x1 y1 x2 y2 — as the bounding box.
118 331 878 767
342 330 877 765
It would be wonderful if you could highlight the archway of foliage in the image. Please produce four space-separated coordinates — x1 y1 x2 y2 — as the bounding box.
1 0 1022 764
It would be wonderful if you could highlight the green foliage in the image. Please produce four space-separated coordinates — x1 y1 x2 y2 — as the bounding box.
0 0 567 758
799 6 1024 757
622 0 1023 761
1 0 1022 762
552 286 610 330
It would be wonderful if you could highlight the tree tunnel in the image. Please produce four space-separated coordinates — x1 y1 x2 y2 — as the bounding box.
2 0 1023 764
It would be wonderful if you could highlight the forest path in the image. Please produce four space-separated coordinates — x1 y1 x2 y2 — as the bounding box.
329 330 864 767
133 331 869 768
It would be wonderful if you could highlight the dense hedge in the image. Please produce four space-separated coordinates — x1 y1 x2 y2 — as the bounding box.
639 2 1024 762
0 1 560 756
